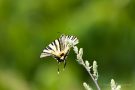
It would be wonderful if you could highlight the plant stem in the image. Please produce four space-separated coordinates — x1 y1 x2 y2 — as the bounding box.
82 63 101 90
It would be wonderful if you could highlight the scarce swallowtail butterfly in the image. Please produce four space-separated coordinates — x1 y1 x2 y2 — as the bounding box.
40 34 79 73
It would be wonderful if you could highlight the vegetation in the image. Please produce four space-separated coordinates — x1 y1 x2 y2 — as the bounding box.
0 0 135 90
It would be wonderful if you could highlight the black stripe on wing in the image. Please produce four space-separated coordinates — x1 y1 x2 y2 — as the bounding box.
47 46 54 51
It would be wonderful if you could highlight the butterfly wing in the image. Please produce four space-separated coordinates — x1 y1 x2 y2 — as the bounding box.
40 39 60 58
40 34 79 59
60 34 79 48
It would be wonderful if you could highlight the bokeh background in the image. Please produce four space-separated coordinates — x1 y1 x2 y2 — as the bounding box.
0 0 135 90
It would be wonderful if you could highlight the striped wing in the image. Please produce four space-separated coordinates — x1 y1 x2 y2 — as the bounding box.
40 34 79 59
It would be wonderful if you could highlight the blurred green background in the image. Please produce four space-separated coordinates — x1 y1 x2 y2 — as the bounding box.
0 0 135 90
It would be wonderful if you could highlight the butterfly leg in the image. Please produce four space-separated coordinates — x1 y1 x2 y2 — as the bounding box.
63 60 66 71
57 61 60 74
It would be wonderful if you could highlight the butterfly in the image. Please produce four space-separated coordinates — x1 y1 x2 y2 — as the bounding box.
40 34 79 73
